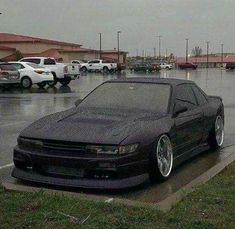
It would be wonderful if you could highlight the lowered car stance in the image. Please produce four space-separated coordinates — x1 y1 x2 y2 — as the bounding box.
12 78 224 189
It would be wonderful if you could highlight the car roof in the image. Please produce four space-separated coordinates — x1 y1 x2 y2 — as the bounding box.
106 77 194 86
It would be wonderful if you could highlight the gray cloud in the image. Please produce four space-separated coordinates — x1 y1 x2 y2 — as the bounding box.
0 0 234 56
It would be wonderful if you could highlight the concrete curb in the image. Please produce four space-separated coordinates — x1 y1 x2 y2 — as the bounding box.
2 146 235 212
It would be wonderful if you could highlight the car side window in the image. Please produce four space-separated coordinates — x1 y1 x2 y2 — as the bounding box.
22 58 40 64
174 84 197 110
191 85 208 105
44 58 56 65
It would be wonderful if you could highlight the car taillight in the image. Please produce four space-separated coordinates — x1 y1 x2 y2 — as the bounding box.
64 66 68 73
0 71 9 76
34 70 44 74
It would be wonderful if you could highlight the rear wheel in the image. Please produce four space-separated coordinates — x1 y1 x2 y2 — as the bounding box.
80 67 87 73
103 67 109 73
47 73 57 87
60 79 71 86
149 135 173 181
21 76 32 89
37 82 47 88
208 115 224 149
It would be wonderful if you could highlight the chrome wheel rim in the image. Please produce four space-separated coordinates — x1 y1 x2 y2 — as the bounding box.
156 135 173 177
215 116 224 146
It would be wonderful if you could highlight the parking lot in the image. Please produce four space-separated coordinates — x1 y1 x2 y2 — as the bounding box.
1 68 235 202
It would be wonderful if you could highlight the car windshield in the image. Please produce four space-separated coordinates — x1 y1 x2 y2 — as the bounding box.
79 82 171 113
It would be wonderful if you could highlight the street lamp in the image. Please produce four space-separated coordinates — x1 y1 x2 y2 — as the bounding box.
185 38 189 63
157 35 162 61
99 33 102 59
206 41 209 68
221 43 224 67
117 31 121 64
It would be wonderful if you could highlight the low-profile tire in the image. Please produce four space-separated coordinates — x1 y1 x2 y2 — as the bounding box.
149 134 173 182
21 76 32 89
208 115 224 149
60 79 71 86
80 67 87 73
47 73 57 87
37 82 47 88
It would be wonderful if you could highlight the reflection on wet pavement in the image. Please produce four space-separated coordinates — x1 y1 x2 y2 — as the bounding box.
1 69 235 201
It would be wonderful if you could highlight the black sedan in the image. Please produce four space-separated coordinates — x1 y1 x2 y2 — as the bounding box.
131 63 160 72
12 78 224 189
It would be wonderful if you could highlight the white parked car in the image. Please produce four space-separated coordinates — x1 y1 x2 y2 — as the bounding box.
159 63 173 70
80 59 117 73
19 57 80 86
9 62 54 89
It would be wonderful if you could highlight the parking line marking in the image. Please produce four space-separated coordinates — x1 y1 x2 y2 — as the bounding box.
0 163 14 170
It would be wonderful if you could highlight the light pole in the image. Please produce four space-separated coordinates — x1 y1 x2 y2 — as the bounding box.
206 41 209 68
221 43 224 67
185 38 189 63
99 33 102 59
157 35 162 61
117 31 121 64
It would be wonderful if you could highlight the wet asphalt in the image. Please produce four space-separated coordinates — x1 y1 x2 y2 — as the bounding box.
0 68 235 202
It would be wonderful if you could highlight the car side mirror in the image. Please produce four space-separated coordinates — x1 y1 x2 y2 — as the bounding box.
173 104 188 117
75 99 82 106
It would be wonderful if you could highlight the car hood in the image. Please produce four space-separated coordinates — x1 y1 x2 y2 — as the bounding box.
20 107 166 145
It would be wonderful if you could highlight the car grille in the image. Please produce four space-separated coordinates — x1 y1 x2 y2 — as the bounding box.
43 140 87 153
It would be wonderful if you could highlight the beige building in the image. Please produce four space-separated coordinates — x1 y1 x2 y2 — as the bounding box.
0 33 127 63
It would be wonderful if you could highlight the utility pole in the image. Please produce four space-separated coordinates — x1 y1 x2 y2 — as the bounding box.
117 31 121 64
221 43 224 67
186 38 189 63
99 33 102 59
157 35 162 61
154 47 156 58
206 41 209 68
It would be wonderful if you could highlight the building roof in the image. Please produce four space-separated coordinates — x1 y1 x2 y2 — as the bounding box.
0 45 15 51
176 55 235 64
0 33 82 47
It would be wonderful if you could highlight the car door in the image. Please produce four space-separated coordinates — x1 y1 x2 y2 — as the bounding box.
173 83 204 155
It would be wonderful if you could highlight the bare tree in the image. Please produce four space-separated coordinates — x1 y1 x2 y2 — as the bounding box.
192 46 202 57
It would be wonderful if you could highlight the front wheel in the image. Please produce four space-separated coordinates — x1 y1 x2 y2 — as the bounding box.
149 134 173 182
208 115 224 149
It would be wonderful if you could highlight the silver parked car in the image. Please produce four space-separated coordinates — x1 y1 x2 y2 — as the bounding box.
0 63 20 87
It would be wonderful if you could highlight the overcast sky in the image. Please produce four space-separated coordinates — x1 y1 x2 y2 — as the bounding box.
0 0 234 56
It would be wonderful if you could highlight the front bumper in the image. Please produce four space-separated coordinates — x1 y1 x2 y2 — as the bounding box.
12 146 149 190
12 167 148 189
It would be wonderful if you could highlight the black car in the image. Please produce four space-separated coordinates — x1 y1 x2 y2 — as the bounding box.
131 63 159 72
225 63 235 70
12 78 224 189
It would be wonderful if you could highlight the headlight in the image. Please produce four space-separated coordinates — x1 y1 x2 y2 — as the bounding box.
86 145 118 155
18 137 43 149
86 144 138 155
118 144 139 155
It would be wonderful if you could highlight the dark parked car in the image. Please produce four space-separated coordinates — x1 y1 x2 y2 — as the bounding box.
225 63 235 70
12 78 224 189
178 62 197 69
0 63 20 87
131 63 159 72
